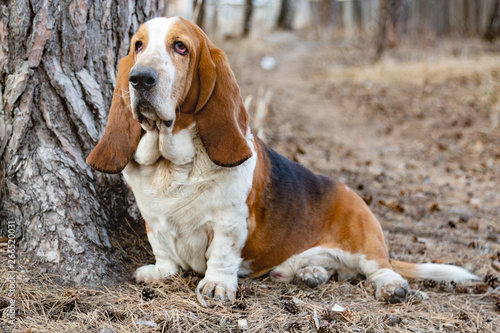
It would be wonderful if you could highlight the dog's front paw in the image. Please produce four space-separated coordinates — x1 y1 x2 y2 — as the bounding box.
196 276 237 303
133 264 162 283
133 262 178 283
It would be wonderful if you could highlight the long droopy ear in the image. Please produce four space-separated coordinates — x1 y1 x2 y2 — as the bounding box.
193 37 253 167
86 55 141 174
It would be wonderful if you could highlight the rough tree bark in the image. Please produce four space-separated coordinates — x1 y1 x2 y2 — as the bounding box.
0 0 166 285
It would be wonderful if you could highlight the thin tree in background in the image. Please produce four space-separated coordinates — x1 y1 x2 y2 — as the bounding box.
387 0 403 47
353 0 363 31
463 0 477 36
0 0 166 285
211 0 219 34
193 0 207 30
243 0 254 37
375 0 389 61
375 0 403 61
320 0 333 30
485 0 500 41
277 0 295 30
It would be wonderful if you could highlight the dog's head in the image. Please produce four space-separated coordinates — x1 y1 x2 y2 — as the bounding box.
87 17 252 174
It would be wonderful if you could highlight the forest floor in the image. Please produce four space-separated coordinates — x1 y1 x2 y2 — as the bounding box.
2 32 500 332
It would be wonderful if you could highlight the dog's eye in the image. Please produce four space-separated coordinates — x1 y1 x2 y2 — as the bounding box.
174 41 187 55
135 41 143 53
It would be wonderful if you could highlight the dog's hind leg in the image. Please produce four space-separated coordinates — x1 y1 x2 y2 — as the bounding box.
295 266 333 288
269 247 362 287
269 246 411 303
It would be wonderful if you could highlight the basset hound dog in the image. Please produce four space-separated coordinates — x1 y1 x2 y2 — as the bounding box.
87 17 477 304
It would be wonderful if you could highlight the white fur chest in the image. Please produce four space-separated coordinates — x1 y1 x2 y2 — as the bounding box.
122 126 256 275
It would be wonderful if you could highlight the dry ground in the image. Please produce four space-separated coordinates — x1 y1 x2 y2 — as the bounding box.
2 33 500 332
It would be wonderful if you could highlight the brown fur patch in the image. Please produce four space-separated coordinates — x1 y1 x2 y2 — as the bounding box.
242 138 337 275
316 184 391 269
243 138 393 276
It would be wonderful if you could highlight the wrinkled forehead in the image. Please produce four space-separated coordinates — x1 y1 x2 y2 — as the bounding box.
134 17 199 52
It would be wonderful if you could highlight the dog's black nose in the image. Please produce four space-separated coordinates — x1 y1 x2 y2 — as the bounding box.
129 68 158 91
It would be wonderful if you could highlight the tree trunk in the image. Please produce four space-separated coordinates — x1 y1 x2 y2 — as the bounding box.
387 0 403 48
485 0 500 41
353 0 362 31
193 0 207 31
242 0 254 37
0 0 165 285
463 0 475 36
277 0 295 30
375 0 389 62
320 0 333 29
211 0 219 34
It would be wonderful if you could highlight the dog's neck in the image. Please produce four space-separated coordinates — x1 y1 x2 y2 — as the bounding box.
125 123 218 193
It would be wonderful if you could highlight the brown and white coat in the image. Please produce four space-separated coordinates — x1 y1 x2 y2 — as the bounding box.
87 17 476 304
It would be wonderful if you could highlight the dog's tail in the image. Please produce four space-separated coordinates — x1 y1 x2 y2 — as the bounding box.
390 259 478 282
